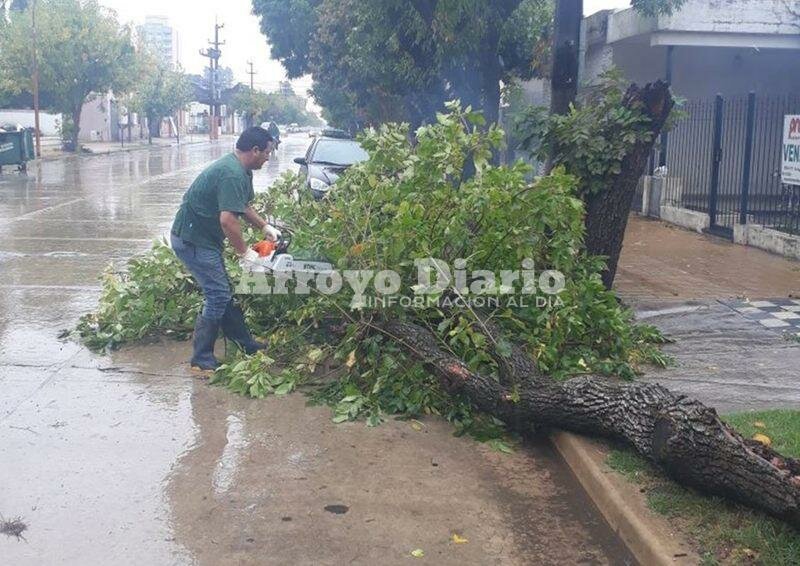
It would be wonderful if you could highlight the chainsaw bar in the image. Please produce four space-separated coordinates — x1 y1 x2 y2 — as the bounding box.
249 252 334 276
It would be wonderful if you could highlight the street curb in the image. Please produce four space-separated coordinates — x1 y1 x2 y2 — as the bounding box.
550 431 697 566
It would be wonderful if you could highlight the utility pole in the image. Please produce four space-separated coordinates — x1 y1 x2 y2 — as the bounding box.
246 61 257 128
247 61 256 91
550 0 583 117
199 19 224 140
31 0 41 157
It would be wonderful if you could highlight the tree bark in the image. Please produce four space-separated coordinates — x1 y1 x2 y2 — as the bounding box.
147 113 162 144
584 81 673 289
383 319 800 528
70 106 81 153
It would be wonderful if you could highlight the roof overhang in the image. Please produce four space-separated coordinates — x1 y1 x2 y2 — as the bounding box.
587 3 800 52
650 31 800 50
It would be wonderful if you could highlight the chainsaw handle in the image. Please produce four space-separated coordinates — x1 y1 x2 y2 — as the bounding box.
274 234 291 256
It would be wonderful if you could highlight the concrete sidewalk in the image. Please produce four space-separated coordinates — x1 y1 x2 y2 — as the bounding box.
616 217 800 413
616 216 800 303
35 134 228 161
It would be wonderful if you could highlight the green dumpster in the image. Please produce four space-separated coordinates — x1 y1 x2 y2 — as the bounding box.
0 129 35 172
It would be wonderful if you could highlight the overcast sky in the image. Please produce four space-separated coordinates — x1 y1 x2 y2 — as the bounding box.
99 0 633 97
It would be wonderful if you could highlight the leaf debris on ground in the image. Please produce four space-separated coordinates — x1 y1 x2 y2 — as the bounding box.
1 516 28 540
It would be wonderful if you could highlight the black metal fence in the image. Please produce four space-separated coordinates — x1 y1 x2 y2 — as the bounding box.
662 93 800 238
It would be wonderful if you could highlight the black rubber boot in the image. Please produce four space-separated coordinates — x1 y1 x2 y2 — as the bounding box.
220 300 266 355
190 314 221 371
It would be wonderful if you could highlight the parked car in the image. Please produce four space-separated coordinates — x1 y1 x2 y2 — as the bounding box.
294 134 368 199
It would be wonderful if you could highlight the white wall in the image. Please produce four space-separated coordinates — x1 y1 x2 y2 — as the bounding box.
0 109 61 135
604 0 799 43
79 94 114 142
657 0 799 36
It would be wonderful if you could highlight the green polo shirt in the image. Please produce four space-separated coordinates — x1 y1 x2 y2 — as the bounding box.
171 153 254 251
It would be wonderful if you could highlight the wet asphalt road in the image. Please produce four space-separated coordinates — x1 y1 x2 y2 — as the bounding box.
0 135 632 565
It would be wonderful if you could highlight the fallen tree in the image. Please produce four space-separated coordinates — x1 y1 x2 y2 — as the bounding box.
80 101 800 530
384 318 800 527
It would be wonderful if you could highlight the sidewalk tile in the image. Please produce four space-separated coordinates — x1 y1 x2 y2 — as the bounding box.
774 311 800 320
724 298 800 333
760 318 791 328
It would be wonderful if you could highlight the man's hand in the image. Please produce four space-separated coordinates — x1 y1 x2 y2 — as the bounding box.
263 224 282 242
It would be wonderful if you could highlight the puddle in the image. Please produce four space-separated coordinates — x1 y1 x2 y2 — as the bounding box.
0 251 24 262
41 251 91 258
211 413 246 494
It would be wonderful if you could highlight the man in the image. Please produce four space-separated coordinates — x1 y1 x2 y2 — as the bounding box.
171 126 281 372
262 120 280 155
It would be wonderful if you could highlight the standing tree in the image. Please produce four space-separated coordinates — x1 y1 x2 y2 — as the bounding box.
536 0 686 288
0 0 136 150
229 87 322 129
520 73 674 288
230 88 270 129
251 0 553 129
129 50 192 144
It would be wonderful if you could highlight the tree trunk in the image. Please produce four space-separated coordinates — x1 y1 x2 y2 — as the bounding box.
550 0 583 116
147 114 161 144
584 81 673 289
383 319 800 528
70 106 81 153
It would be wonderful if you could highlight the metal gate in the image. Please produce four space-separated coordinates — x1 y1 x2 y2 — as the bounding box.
663 93 800 238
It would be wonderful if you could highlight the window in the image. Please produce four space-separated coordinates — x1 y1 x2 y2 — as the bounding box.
311 140 368 166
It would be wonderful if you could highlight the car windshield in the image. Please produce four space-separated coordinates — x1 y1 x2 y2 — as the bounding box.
311 140 368 166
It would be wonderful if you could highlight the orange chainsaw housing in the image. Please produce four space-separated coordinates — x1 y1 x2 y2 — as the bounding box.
252 240 276 257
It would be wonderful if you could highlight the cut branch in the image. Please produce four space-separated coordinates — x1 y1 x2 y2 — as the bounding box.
385 319 800 528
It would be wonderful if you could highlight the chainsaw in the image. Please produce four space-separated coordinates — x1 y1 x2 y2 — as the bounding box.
246 235 334 276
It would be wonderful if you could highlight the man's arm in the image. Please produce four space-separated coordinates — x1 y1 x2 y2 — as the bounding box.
244 205 281 241
243 206 267 231
220 211 248 256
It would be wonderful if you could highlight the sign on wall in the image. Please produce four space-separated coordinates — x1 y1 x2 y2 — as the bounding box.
783 115 800 186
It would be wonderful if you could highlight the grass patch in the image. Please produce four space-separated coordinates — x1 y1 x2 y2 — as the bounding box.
606 409 800 565
724 410 800 458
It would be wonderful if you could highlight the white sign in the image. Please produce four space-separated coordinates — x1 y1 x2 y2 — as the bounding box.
782 115 800 186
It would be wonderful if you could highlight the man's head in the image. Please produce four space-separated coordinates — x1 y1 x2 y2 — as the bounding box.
235 127 275 170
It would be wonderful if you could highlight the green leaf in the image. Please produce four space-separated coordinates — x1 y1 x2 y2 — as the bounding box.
274 381 294 395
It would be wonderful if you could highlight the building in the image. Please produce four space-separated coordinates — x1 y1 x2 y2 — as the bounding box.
78 93 116 143
581 0 800 259
582 0 800 99
138 15 180 69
